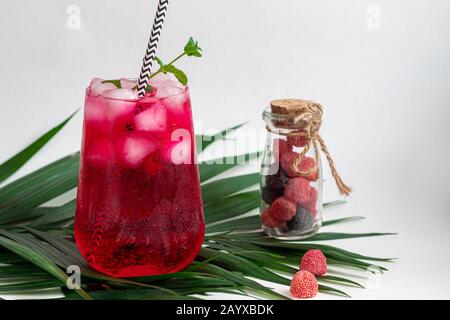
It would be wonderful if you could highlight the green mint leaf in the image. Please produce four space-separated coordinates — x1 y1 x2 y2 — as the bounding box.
102 79 122 88
145 84 154 93
155 56 165 68
155 57 168 74
184 37 202 57
164 65 188 85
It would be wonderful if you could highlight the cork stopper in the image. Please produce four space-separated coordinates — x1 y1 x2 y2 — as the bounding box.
269 99 320 129
270 99 314 115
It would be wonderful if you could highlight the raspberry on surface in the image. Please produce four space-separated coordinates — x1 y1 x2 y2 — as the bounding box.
300 249 327 276
269 197 297 221
290 270 318 298
284 177 312 206
261 207 283 228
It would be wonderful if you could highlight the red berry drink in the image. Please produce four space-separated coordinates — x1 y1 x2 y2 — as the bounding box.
75 75 204 277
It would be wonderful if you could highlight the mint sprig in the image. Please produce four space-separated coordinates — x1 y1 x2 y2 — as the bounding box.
153 57 188 85
184 37 202 57
145 84 154 93
146 37 202 88
111 37 202 92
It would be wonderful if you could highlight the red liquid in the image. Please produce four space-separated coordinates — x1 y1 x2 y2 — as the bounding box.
75 80 204 277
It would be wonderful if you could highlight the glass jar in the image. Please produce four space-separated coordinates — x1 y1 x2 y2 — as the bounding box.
260 105 323 239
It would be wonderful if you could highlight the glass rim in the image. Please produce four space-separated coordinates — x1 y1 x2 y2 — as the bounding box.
262 106 302 121
85 78 189 102
262 106 310 132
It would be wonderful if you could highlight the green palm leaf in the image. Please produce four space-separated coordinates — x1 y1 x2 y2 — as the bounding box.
303 232 397 242
204 191 260 224
0 153 79 224
192 263 287 299
29 200 76 228
318 284 350 298
322 216 365 227
0 111 77 184
0 118 395 300
199 151 261 182
0 235 91 300
202 173 259 204
198 247 290 286
196 123 246 153
317 275 364 289
0 279 63 292
206 215 260 234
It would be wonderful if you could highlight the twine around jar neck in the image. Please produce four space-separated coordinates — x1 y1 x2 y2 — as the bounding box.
267 103 352 196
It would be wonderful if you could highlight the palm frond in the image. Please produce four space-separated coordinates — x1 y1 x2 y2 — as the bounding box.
196 122 247 153
0 117 395 300
0 111 77 184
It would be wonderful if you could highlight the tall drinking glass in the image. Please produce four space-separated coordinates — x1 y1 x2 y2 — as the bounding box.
75 77 204 277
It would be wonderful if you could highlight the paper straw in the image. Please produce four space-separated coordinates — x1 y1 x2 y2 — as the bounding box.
137 0 170 98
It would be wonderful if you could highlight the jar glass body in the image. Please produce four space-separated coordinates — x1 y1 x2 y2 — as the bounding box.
260 108 323 239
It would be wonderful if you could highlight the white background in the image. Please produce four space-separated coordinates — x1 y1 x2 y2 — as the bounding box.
1 0 450 299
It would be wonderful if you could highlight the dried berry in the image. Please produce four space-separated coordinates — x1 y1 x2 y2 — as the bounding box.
279 148 296 177
261 207 283 228
272 139 290 161
261 164 289 204
290 270 318 298
300 249 327 276
287 132 308 147
261 186 283 206
296 156 318 181
280 152 318 180
304 187 318 217
284 177 312 206
286 207 314 231
270 197 297 221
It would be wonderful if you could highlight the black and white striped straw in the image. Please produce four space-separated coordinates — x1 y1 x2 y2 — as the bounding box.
137 0 170 98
